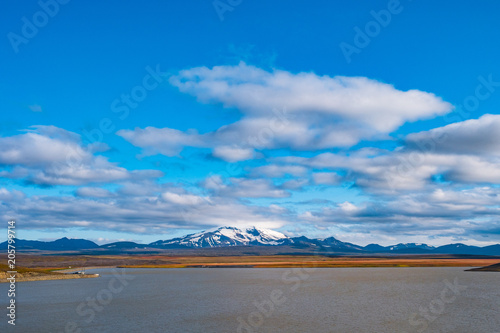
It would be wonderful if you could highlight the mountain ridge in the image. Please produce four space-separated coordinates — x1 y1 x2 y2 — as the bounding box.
2 226 500 255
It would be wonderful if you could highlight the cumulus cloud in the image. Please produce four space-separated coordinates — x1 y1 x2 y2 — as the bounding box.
279 144 500 193
169 62 452 132
0 188 288 234
429 187 500 206
76 187 115 198
0 126 162 185
119 63 452 160
297 187 500 244
276 150 432 192
406 114 500 156
117 126 206 157
202 176 290 198
0 188 25 201
280 178 309 190
4 69 500 245
212 146 255 162
161 192 210 205
251 164 308 178
261 113 500 241
0 126 86 166
312 172 341 185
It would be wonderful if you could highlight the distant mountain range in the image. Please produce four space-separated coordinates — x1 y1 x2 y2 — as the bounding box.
150 226 291 248
2 237 100 251
2 226 500 256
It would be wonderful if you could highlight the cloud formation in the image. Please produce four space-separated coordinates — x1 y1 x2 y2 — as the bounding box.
298 186 500 243
169 63 452 133
406 113 500 156
0 126 162 185
118 63 452 161
202 175 291 198
0 186 288 234
275 114 500 193
3 65 500 246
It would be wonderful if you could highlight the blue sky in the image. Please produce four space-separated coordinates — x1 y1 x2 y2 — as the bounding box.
2 0 500 246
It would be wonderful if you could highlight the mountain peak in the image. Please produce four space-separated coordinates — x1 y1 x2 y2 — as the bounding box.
151 226 290 248
3 228 500 255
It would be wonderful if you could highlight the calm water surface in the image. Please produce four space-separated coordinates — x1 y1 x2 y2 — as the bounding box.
1 267 499 333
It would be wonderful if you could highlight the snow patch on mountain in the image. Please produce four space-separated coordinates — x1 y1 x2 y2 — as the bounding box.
151 226 290 248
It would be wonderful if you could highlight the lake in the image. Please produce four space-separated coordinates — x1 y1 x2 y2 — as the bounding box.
1 267 499 332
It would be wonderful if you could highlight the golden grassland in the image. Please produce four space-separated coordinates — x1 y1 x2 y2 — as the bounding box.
5 253 500 269
1 254 498 282
0 263 98 283
113 255 500 269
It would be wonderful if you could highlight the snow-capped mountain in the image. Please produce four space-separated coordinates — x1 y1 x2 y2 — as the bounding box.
321 236 364 251
6 226 500 255
150 226 292 248
364 242 435 253
149 226 370 251
149 227 438 252
387 243 435 251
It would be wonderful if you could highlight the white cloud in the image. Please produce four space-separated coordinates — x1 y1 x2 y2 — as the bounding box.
222 178 290 198
280 178 309 190
202 176 290 198
0 188 25 201
406 114 500 156
312 172 341 185
281 146 500 193
212 146 255 162
119 63 453 160
0 189 288 234
251 164 308 178
170 63 452 133
0 126 162 185
0 126 87 167
297 188 500 244
76 187 115 198
161 192 210 205
338 201 359 213
117 126 205 157
201 175 226 191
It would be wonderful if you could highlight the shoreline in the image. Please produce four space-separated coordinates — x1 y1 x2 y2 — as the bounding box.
2 256 498 283
54 266 117 274
2 263 498 283
0 271 99 283
466 262 500 272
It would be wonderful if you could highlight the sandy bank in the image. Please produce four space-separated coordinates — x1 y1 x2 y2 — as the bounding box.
467 262 500 272
0 271 99 283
